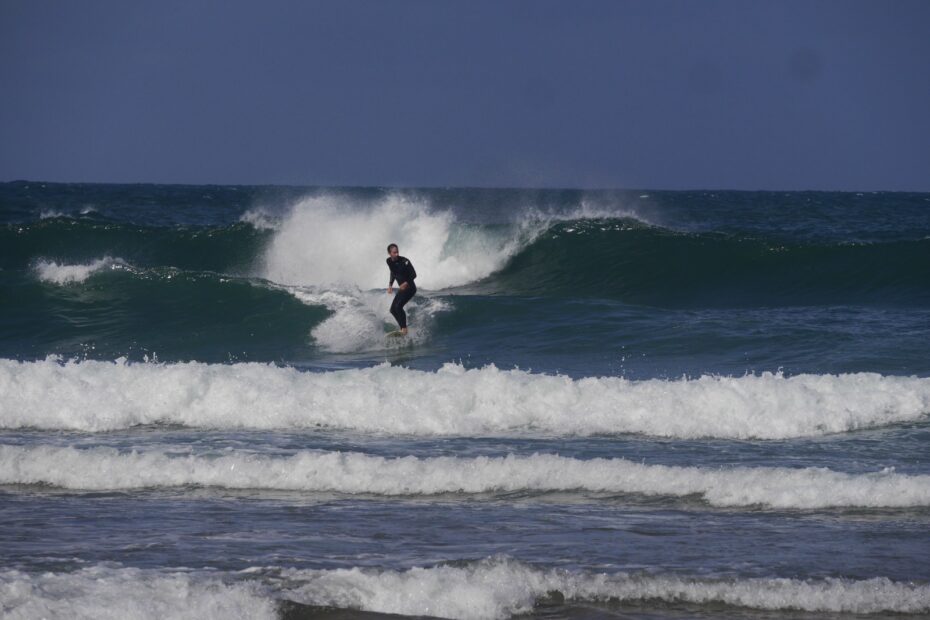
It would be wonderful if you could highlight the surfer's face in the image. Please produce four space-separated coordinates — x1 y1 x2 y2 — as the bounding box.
389 247 399 259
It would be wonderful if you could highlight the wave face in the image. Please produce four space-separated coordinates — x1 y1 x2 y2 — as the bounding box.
482 221 930 306
2 358 927 438
4 445 927 509
242 190 930 307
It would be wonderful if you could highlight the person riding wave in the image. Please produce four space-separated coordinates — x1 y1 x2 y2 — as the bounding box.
386 243 417 335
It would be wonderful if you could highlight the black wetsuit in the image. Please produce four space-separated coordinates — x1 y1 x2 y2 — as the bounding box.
387 255 417 329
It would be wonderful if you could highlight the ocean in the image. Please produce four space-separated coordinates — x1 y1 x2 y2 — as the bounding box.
1 181 929 619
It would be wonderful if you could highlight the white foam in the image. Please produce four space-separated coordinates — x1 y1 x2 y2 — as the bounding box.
281 556 930 618
0 566 275 620
1 358 928 438
3 445 928 509
34 257 126 285
2 560 927 619
290 287 448 352
258 194 544 290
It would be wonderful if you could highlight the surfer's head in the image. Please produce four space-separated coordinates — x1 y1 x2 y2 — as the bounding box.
387 243 399 258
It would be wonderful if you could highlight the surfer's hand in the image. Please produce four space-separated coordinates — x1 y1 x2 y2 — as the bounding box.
399 282 408 291
388 287 393 294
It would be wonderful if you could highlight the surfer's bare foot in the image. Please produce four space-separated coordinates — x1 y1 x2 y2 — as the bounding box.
401 327 408 335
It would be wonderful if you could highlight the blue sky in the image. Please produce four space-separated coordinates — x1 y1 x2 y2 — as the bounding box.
2 0 928 190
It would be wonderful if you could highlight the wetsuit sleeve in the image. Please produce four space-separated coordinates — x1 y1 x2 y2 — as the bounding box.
408 260 417 281
387 259 395 286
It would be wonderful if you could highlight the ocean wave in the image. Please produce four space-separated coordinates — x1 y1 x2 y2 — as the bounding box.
280 556 930 617
1 219 266 274
482 222 930 305
33 256 127 284
38 209 67 220
1 359 927 438
3 559 927 620
258 194 545 290
0 566 275 620
10 194 927 306
3 445 928 509
252 193 930 305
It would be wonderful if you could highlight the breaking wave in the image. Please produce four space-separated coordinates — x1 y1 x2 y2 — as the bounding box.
3 445 928 509
0 566 274 620
279 556 930 617
1 358 927 438
257 194 546 290
5 558 927 620
33 256 127 285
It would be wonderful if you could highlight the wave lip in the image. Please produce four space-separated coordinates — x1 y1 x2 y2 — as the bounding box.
3 445 929 509
33 256 127 285
1 358 928 439
281 556 930 618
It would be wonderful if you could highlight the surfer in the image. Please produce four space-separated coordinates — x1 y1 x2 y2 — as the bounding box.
386 243 417 335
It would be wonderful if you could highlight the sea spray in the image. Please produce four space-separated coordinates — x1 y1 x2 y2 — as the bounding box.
257 194 546 290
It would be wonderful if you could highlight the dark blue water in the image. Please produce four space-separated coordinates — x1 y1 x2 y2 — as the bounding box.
1 182 929 619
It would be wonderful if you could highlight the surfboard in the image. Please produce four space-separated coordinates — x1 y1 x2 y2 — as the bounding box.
386 330 406 338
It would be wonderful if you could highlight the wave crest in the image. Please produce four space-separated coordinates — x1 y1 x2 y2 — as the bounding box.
34 256 127 285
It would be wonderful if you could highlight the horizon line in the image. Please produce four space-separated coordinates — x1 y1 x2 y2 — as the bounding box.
3 178 928 194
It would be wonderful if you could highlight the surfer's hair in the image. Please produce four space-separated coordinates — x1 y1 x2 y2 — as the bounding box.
387 243 398 253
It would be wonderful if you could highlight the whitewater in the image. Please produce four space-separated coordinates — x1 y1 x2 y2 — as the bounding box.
2 358 928 438
4 560 929 620
3 445 928 508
